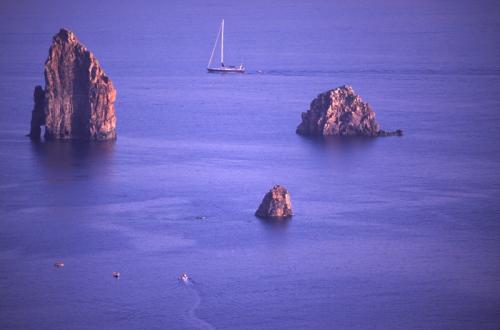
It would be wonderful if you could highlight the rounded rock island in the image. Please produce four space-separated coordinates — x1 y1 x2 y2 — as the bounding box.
296 85 402 137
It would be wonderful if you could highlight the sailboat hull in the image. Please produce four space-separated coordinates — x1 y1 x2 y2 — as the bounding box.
207 67 245 73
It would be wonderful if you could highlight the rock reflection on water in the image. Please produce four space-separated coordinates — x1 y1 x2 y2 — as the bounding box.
257 216 291 229
29 139 115 177
299 134 378 151
28 139 116 208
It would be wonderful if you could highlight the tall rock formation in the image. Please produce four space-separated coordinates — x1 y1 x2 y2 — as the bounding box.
29 28 116 140
255 185 293 219
296 85 402 137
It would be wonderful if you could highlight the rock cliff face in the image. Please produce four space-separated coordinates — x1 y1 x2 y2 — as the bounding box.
29 28 116 140
296 85 402 137
255 185 293 219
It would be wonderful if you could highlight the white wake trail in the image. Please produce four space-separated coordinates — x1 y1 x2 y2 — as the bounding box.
184 282 216 330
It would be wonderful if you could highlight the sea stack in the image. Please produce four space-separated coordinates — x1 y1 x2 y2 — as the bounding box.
296 85 402 137
28 85 45 139
255 185 293 219
29 28 117 140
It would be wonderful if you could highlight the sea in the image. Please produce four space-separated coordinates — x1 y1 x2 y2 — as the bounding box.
1 0 500 329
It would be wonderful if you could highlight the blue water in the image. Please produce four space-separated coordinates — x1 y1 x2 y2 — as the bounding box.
1 0 500 329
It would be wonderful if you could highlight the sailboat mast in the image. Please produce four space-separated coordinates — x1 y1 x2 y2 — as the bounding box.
221 19 224 65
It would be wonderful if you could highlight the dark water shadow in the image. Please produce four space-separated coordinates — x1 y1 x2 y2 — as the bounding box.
256 216 292 248
257 216 291 230
296 135 379 165
29 139 115 176
0 140 129 258
298 134 378 150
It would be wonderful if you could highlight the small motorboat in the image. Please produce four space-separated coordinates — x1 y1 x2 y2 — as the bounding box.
54 261 65 268
178 273 190 282
112 271 121 278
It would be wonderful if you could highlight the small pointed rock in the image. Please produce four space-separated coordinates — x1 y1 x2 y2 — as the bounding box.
255 185 293 219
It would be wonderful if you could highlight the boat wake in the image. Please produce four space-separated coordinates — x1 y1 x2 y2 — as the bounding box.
182 282 215 330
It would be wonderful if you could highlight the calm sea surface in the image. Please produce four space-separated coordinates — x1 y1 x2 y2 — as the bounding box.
1 0 500 329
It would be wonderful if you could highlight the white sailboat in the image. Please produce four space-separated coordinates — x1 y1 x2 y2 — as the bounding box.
207 19 245 73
